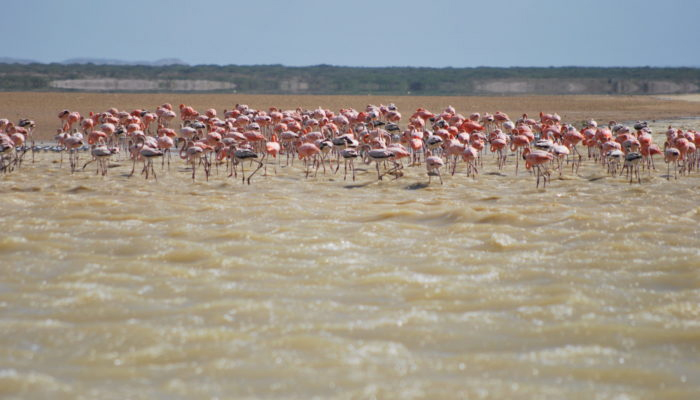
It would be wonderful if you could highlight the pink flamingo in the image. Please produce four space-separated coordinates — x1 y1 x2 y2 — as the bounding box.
64 132 85 173
488 132 508 170
550 144 570 176
444 138 465 175
522 148 553 188
641 143 662 172
461 145 480 179
297 142 321 178
157 127 176 168
425 150 445 184
179 139 210 182
563 125 584 172
510 134 530 175
264 133 281 175
82 141 118 176
664 147 681 180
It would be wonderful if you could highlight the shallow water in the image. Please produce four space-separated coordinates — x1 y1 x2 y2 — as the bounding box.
1 120 700 399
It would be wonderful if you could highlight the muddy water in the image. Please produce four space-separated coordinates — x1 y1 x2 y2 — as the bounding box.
1 120 699 399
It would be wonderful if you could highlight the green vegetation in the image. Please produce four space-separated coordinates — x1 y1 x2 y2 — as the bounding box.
0 63 698 94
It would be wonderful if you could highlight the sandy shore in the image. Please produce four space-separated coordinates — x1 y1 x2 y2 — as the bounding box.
655 94 700 102
1 92 699 140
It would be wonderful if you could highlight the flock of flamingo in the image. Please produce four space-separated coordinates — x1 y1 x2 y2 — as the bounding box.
1 102 699 187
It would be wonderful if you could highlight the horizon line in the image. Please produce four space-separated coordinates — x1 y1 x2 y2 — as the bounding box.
1 58 699 70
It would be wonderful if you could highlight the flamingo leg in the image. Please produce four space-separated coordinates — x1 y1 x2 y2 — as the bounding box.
314 156 321 177
82 158 95 171
151 159 158 181
128 155 137 177
246 160 264 185
675 161 678 179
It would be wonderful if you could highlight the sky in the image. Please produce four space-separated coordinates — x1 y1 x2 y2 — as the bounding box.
2 0 699 68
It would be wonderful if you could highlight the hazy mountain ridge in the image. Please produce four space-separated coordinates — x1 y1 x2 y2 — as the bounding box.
0 57 39 64
0 57 188 66
61 58 188 66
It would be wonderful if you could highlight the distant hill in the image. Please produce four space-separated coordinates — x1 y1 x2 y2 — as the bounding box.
0 57 188 66
60 58 188 66
0 57 39 64
0 62 698 95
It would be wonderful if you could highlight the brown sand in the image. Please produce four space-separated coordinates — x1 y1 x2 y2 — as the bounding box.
0 92 698 140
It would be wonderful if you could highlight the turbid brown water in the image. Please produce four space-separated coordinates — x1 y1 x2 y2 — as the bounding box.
1 94 699 399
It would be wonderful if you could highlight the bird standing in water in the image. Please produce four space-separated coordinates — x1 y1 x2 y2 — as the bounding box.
425 150 445 184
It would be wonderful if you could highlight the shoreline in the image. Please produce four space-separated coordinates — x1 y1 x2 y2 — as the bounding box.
1 92 698 140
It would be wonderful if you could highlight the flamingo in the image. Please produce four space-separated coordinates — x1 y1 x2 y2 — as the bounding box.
16 104 695 190
367 148 400 181
409 133 424 166
64 133 85 173
641 143 662 172
157 128 176 168
522 148 553 188
0 133 17 173
510 134 530 175
179 139 208 182
550 144 570 177
297 142 321 178
229 145 263 184
623 152 643 184
488 133 508 170
263 133 281 176
664 147 681 180
425 150 445 184
563 125 584 173
317 139 333 174
444 138 465 175
128 136 163 180
339 148 359 181
461 145 480 179
82 143 118 176
139 146 164 180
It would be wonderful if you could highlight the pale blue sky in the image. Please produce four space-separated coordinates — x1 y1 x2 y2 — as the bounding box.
3 0 699 67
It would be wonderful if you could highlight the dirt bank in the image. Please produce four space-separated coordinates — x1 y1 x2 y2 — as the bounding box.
1 92 697 140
